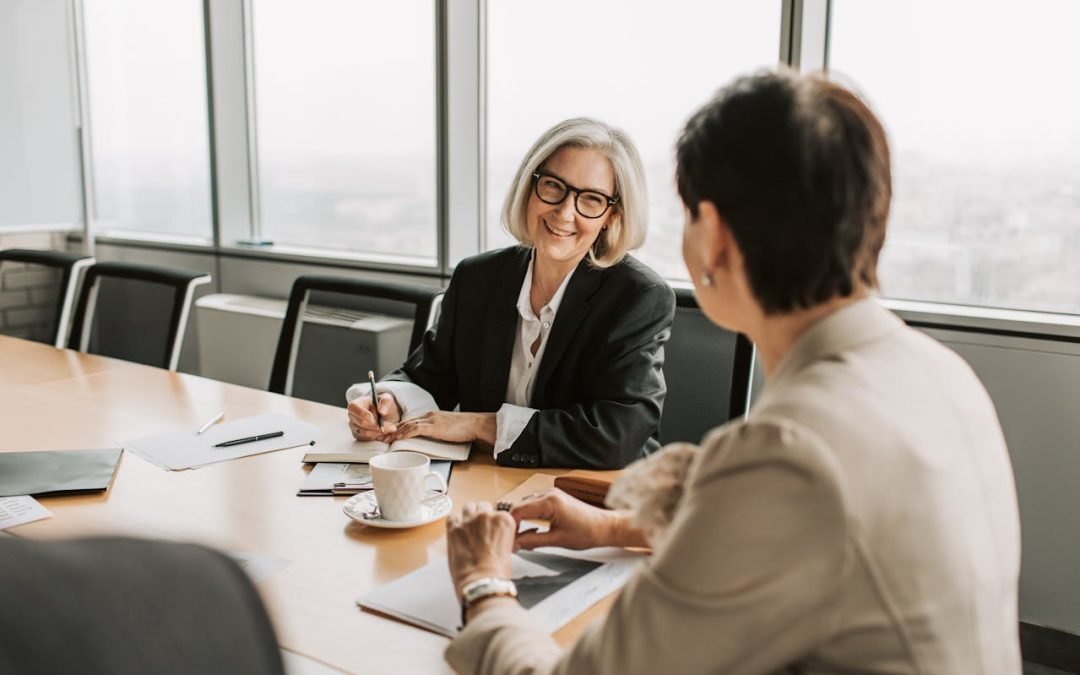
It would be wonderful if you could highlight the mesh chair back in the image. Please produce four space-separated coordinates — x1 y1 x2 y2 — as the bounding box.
68 261 211 370
268 274 442 404
659 287 755 444
0 249 94 347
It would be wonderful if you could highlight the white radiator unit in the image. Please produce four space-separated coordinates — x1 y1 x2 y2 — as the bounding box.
195 294 412 406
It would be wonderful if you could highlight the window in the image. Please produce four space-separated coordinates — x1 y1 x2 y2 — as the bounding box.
486 0 782 279
83 0 213 241
0 0 81 229
830 0 1080 315
250 0 437 265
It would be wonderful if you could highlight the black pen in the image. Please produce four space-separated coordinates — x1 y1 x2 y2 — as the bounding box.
213 431 284 448
368 370 383 431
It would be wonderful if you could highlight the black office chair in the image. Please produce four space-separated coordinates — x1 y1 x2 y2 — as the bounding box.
0 536 284 675
0 248 94 347
67 261 212 371
268 274 442 404
659 286 755 444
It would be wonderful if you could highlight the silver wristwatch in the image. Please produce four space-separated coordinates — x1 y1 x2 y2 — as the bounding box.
460 577 517 626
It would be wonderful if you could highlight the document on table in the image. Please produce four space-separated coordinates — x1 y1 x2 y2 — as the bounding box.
124 413 320 471
228 551 291 584
0 496 52 531
358 547 644 638
297 460 451 496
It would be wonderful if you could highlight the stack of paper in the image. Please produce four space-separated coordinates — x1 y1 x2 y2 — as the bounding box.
125 413 319 471
297 460 452 496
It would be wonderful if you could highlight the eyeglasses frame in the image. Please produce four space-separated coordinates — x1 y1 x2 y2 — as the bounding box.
531 170 618 220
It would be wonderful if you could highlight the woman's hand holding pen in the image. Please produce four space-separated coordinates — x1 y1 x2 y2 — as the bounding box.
386 411 497 445
347 394 402 441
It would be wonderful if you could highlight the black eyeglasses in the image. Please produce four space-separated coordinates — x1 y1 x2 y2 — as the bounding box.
532 171 617 219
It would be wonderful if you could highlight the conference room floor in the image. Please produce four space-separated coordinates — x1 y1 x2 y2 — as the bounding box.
0 335 615 674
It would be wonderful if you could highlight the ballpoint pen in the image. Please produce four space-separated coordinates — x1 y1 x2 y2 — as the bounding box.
196 411 225 435
368 370 383 431
213 431 284 448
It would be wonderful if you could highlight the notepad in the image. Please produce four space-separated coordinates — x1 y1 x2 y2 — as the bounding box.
0 448 123 497
358 547 643 637
303 437 470 464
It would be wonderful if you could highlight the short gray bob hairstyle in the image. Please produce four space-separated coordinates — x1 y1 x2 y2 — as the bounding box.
500 117 648 268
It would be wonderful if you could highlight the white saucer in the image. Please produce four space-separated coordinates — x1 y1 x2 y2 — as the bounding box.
343 490 452 529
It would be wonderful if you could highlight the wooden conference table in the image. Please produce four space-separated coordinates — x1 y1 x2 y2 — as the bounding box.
0 335 618 674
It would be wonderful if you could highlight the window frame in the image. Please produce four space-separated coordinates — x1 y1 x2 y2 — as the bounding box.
50 0 1080 337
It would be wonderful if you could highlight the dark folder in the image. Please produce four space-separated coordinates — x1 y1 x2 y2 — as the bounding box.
0 449 123 497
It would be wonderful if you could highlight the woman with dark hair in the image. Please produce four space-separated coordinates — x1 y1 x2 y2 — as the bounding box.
442 71 1021 674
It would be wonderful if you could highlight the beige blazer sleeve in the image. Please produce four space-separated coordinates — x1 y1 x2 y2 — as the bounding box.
445 420 852 675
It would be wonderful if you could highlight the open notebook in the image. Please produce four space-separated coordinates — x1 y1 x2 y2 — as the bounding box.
303 437 470 463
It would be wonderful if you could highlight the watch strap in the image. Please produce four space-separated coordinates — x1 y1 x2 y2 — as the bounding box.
459 577 517 627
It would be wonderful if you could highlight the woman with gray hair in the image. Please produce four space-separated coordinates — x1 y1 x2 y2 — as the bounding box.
346 118 675 469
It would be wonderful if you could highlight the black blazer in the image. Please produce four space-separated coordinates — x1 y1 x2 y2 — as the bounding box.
386 246 675 469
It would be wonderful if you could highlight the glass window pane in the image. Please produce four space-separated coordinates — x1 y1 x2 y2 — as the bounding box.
251 0 436 264
830 0 1080 315
83 0 212 240
0 0 81 229
486 0 782 280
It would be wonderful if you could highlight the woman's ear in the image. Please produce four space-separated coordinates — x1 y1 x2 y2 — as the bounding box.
695 201 731 273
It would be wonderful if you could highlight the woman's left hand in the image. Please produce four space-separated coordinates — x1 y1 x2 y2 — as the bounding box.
387 411 496 445
447 502 516 599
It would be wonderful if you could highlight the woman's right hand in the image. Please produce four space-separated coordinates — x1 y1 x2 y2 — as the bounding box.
346 393 403 441
510 488 644 551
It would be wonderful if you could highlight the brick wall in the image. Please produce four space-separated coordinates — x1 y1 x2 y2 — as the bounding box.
0 231 70 343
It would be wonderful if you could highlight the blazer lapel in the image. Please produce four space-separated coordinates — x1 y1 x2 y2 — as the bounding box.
479 249 529 410
531 258 601 406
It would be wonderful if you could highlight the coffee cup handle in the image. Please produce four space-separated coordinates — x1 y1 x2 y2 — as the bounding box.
425 471 448 493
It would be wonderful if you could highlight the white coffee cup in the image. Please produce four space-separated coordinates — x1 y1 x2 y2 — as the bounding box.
369 451 448 521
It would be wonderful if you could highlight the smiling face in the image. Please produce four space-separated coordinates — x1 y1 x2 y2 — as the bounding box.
526 145 616 271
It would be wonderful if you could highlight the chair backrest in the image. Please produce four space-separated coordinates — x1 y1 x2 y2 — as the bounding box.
0 248 94 347
67 261 212 371
0 536 284 675
268 274 442 402
659 286 755 445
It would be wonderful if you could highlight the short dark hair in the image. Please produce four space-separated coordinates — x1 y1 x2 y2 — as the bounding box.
676 70 892 314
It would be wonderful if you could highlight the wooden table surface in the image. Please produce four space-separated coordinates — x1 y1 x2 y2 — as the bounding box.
0 335 617 674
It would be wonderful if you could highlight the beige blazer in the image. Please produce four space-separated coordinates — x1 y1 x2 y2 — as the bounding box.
446 298 1021 675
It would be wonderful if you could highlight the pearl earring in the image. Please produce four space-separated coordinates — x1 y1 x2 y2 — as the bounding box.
699 272 714 287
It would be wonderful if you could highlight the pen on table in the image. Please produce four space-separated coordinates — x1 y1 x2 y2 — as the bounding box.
213 431 284 448
368 370 383 432
196 411 225 435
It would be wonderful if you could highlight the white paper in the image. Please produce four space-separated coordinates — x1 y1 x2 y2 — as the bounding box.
299 462 374 494
228 550 291 584
124 413 320 471
357 547 644 638
299 461 451 495
0 496 53 530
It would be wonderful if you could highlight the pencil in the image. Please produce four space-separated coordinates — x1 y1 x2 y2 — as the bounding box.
196 411 225 435
367 370 383 432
